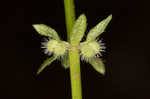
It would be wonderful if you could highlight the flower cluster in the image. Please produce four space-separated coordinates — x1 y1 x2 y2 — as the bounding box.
33 14 112 75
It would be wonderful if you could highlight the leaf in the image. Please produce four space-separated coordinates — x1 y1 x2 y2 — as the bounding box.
33 24 60 41
89 57 105 75
86 14 112 41
70 14 87 44
37 56 56 75
61 54 70 69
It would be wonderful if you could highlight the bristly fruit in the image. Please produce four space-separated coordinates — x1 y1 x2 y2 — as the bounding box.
80 40 105 61
42 39 69 57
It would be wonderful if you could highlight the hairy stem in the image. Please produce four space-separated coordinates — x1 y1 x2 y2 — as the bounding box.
64 0 83 99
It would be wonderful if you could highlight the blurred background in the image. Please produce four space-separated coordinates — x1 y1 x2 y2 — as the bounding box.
0 0 150 99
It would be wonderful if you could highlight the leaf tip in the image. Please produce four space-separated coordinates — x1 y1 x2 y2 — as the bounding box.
36 67 43 75
32 24 41 32
32 24 38 28
32 24 44 29
80 13 87 20
106 14 112 22
36 71 41 75
80 13 86 17
99 68 106 75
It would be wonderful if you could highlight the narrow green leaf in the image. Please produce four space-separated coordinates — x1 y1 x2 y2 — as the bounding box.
86 14 112 41
70 14 87 44
33 24 60 41
37 56 56 75
89 58 105 75
61 54 70 69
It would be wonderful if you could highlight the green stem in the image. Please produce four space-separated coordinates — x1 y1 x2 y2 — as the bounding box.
69 43 82 99
64 0 83 99
64 0 76 41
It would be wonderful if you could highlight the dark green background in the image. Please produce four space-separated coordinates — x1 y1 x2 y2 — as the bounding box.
0 0 150 99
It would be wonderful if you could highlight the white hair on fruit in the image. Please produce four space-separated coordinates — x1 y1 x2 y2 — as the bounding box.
95 38 106 52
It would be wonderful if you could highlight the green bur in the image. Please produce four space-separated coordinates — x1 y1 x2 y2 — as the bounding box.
80 41 100 58
46 40 69 56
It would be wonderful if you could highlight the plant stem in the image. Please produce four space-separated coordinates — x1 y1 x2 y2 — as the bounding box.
69 43 82 99
64 0 83 99
64 0 76 41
